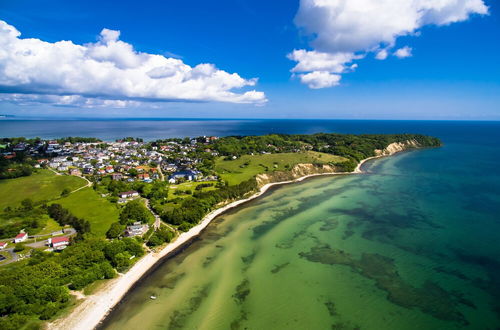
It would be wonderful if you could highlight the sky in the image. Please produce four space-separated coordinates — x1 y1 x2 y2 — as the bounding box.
0 0 499 120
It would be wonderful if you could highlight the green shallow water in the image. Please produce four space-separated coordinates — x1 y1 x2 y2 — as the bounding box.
101 146 500 330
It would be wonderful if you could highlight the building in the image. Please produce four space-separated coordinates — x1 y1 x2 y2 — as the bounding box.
14 232 28 243
168 170 200 183
69 168 82 176
48 236 70 250
125 222 149 237
119 191 140 199
0 242 7 250
112 173 123 181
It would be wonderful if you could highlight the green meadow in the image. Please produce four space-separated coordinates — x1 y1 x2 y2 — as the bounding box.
214 151 347 185
0 170 86 209
56 188 120 237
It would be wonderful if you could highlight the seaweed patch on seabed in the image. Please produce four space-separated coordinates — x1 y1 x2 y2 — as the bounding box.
299 244 470 325
275 218 322 249
202 245 225 268
241 250 257 272
230 278 251 329
271 262 290 274
167 284 211 330
158 272 186 290
251 207 299 239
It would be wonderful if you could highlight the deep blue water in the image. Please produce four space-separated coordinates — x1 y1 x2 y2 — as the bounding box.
1 119 499 142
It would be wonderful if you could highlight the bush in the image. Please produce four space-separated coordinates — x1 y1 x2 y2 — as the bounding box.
13 243 25 252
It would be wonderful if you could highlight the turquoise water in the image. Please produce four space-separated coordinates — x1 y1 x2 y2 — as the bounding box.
100 122 500 329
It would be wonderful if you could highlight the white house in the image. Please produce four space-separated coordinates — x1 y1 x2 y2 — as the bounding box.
14 232 28 243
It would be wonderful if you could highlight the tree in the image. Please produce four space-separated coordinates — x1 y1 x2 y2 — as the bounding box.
106 222 124 239
21 198 34 211
13 243 25 253
61 188 71 197
119 200 153 225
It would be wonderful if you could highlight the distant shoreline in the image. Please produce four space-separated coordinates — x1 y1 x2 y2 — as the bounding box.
47 147 409 330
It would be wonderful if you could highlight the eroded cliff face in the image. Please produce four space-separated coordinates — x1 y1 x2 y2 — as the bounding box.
255 163 338 187
374 139 420 157
254 140 422 188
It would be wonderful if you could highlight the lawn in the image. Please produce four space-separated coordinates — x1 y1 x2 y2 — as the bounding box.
0 170 86 210
56 188 120 237
214 151 347 185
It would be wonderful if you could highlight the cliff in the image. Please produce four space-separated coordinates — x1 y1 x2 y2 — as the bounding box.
255 163 339 187
255 139 423 188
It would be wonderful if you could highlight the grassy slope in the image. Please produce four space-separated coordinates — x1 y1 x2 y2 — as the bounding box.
167 181 219 199
56 188 120 237
0 170 86 209
215 151 347 185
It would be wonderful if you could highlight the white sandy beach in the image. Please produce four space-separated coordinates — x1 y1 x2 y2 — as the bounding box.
48 147 407 330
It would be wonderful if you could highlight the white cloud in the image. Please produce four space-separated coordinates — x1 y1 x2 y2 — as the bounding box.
0 93 143 108
298 71 341 89
375 49 389 60
394 46 413 58
290 0 488 88
0 20 267 106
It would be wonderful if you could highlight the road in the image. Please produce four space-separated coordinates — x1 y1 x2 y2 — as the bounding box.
144 199 177 233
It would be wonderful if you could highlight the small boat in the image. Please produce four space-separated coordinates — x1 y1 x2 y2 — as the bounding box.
150 295 157 300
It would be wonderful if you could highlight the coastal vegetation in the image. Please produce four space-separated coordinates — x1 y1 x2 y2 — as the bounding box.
0 237 144 330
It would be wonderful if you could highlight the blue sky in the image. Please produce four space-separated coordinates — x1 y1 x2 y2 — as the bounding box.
0 0 498 119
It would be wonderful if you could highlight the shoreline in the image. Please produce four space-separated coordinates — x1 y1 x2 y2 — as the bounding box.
47 152 393 330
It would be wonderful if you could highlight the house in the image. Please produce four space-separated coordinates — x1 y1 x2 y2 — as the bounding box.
138 173 150 180
125 222 149 237
112 173 123 181
48 236 70 250
14 232 28 243
69 168 81 176
168 170 200 183
0 242 7 250
119 191 139 199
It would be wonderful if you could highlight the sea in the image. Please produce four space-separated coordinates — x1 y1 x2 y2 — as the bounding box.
3 119 500 329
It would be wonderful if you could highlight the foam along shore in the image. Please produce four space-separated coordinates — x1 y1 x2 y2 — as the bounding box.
47 142 414 330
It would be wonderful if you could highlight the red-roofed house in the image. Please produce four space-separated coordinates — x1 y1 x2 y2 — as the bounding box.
0 242 7 250
48 236 70 250
14 232 28 243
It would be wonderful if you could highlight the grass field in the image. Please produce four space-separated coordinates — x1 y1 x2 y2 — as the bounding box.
36 218 63 236
214 151 347 185
0 170 86 210
167 181 219 199
56 188 120 237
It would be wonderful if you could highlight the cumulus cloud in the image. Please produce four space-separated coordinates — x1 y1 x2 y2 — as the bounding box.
0 20 267 107
290 0 488 88
394 46 413 59
298 71 341 89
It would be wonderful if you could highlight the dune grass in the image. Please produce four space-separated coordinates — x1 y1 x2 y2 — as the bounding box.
215 151 347 185
0 170 86 210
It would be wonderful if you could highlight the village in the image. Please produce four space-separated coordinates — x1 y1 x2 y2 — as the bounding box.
0 136 224 265
2 136 222 184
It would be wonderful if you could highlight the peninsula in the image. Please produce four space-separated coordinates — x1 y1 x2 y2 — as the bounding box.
0 133 441 330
